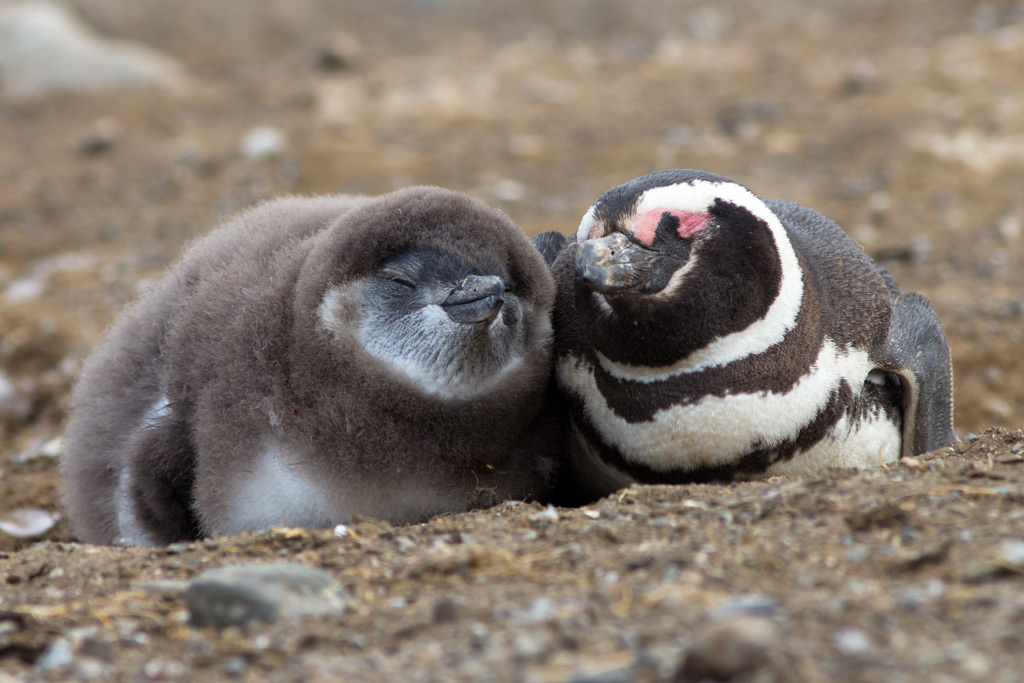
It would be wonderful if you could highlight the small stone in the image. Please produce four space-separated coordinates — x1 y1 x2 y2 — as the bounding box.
530 505 560 524
312 32 361 71
224 656 247 677
676 616 781 681
964 433 980 442
708 594 780 620
490 178 526 203
76 118 122 155
834 628 871 656
3 277 45 304
0 373 30 419
432 597 460 623
35 637 74 671
333 523 349 537
525 597 556 623
1000 539 1024 565
39 437 62 457
0 508 58 538
185 562 347 629
240 126 287 160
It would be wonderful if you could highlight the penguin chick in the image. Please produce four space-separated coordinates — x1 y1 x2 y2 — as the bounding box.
62 187 560 546
550 169 954 498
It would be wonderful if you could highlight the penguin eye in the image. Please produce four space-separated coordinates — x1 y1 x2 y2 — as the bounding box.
389 276 415 289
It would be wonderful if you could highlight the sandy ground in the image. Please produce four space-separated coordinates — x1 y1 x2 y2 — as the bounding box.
2 0 1024 679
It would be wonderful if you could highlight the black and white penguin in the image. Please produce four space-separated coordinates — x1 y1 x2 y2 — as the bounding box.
62 187 560 546
549 169 954 498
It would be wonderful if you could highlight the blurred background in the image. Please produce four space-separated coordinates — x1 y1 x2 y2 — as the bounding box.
1 0 1023 542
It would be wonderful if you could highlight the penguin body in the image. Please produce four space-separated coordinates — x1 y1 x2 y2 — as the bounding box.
550 170 954 498
62 188 560 545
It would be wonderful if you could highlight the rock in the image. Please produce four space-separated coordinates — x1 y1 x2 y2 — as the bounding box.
834 628 872 656
3 276 45 304
312 32 362 71
34 636 74 671
708 594 780 620
0 0 189 100
75 118 122 155
431 597 460 623
0 508 59 538
999 539 1024 566
185 562 348 629
0 372 31 420
240 126 287 160
675 616 782 682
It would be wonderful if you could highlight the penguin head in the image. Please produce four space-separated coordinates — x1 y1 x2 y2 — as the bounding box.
569 170 802 368
310 187 554 400
353 246 529 398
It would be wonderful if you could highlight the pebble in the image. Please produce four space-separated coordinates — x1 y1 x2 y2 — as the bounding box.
525 597 556 623
708 594 780 620
999 539 1024 565
224 656 248 677
0 508 59 538
490 178 526 203
964 433 980 442
312 32 361 71
0 0 189 99
35 637 74 671
432 597 460 623
3 277 45 304
530 505 560 524
0 373 30 420
76 118 122 155
834 628 871 656
676 616 781 680
185 562 348 629
240 126 287 160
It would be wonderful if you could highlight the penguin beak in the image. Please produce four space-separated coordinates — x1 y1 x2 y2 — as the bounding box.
442 275 505 324
575 232 659 294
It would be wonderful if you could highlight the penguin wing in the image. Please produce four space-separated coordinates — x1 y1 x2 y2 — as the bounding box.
532 231 568 268
878 292 955 456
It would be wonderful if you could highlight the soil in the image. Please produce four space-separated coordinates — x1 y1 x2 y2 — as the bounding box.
2 0 1024 680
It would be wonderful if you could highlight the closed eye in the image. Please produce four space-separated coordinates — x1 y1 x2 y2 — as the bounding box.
390 277 415 288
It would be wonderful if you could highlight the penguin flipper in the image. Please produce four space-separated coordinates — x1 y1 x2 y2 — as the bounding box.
879 292 955 456
123 414 202 545
532 231 568 268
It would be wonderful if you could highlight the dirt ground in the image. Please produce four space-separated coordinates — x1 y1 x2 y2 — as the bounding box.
2 0 1024 679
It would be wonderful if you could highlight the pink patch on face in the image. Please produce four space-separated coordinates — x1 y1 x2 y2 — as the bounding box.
631 208 710 244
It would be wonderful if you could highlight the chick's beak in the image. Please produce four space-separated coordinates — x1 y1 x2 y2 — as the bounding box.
575 232 659 294
441 275 504 324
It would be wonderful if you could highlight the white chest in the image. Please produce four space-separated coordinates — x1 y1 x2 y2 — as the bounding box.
208 438 467 536
561 339 899 481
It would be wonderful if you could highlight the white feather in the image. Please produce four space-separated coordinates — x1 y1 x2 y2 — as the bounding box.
212 438 467 536
114 467 158 547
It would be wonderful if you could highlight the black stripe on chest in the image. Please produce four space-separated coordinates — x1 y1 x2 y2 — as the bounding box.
568 380 853 483
576 281 825 423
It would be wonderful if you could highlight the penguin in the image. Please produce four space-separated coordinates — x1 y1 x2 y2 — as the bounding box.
61 187 561 546
548 169 954 499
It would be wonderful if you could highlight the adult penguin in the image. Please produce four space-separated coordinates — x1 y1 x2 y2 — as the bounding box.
548 169 954 498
